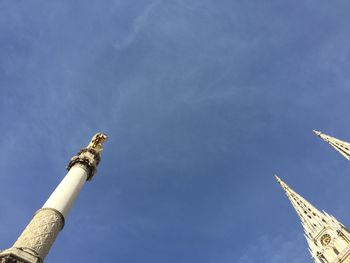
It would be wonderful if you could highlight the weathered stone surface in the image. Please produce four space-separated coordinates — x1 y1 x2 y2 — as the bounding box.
0 247 41 263
0 209 64 263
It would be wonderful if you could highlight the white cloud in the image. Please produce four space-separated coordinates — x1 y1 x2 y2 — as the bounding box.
113 1 162 50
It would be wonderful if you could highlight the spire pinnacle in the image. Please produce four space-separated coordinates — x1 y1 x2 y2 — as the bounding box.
312 130 322 136
313 130 350 160
275 174 285 187
276 176 327 239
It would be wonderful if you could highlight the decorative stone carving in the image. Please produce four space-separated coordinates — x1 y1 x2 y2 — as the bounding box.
87 133 107 153
11 208 64 262
0 247 41 263
67 148 99 181
67 133 107 181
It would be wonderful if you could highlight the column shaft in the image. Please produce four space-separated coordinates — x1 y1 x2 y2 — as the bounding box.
12 208 64 261
43 165 88 218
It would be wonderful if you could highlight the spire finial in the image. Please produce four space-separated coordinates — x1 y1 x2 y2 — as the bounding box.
274 174 281 182
275 175 288 190
312 130 322 136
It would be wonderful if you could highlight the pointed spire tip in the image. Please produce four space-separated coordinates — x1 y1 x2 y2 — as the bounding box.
274 174 281 182
274 175 286 188
312 130 322 136
312 130 350 161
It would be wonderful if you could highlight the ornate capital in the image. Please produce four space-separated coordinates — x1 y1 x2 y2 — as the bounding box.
67 133 107 181
67 148 100 181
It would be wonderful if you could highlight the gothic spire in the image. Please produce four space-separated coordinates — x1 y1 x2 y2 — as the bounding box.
275 176 329 238
313 130 350 160
276 176 350 263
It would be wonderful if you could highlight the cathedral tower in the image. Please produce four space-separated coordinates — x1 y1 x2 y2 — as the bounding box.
276 176 350 263
0 133 107 263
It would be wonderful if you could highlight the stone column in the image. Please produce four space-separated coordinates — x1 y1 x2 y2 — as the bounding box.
0 133 107 263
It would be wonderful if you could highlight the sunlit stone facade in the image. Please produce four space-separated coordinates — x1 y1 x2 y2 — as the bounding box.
277 131 350 263
277 176 350 263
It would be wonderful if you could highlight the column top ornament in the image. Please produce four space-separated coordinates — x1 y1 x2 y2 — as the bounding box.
87 133 108 154
67 132 108 181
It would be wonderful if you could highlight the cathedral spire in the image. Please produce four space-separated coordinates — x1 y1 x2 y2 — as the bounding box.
275 176 328 238
313 130 350 161
276 176 350 263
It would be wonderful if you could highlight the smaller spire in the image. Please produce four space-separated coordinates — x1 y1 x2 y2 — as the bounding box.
275 174 282 184
312 130 322 136
313 130 350 160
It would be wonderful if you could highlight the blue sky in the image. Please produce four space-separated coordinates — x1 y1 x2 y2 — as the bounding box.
1 1 350 262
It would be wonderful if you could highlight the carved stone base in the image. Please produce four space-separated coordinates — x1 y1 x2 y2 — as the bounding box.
0 208 64 263
0 247 40 263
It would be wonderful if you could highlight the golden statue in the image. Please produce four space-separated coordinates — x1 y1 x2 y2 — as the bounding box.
87 133 108 153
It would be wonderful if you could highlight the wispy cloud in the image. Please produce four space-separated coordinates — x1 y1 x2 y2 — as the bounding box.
113 1 161 50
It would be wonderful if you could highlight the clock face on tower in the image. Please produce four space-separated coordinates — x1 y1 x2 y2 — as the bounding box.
320 233 332 246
